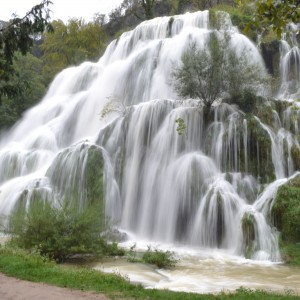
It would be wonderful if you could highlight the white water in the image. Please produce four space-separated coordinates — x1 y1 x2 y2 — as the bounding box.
98 258 300 294
0 11 300 287
95 241 300 294
277 24 300 100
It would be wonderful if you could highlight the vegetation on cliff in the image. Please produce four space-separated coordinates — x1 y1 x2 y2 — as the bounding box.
272 176 300 264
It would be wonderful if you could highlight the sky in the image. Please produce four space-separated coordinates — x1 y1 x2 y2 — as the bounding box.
0 0 123 22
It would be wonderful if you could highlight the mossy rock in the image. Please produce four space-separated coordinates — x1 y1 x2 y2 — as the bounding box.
256 103 274 127
260 41 280 76
85 145 105 209
46 143 105 211
224 92 264 114
272 176 300 243
167 16 174 37
273 99 291 112
209 6 254 40
247 116 275 183
241 212 256 258
291 145 300 170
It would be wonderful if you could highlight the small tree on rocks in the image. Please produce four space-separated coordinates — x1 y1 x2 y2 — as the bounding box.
172 32 268 107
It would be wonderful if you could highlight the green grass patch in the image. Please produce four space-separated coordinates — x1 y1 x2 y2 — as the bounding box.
0 246 299 299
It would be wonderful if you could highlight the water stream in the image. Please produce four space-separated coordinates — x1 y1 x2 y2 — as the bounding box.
95 240 300 294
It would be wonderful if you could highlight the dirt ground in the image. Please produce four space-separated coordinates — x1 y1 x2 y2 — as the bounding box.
0 273 108 300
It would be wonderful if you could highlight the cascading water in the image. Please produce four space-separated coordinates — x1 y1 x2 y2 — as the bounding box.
277 23 300 100
0 10 299 264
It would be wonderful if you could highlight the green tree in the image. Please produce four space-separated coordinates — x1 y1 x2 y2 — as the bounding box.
0 0 53 105
172 33 267 107
140 0 156 19
41 17 108 83
12 53 46 114
0 52 46 129
238 0 300 37
113 0 156 21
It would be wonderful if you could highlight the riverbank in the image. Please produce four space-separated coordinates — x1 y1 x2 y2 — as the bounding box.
0 246 299 300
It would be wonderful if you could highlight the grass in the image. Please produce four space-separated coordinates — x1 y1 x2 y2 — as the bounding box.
0 246 299 299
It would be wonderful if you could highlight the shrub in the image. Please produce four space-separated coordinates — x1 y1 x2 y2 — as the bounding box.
126 245 178 268
142 246 178 269
6 198 124 262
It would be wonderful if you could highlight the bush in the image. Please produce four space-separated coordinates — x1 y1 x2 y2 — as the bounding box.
142 246 178 269
126 245 178 268
6 198 124 262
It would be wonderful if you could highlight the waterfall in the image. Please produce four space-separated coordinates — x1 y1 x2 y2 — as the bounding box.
277 24 300 100
0 10 298 262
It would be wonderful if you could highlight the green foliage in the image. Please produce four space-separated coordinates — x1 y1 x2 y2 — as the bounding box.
279 241 300 266
210 5 252 32
172 32 267 107
238 0 300 38
272 176 300 243
168 0 180 15
12 53 46 111
0 0 52 104
126 243 141 263
41 17 108 83
0 101 18 129
175 117 186 135
272 175 300 263
279 240 300 265
140 0 156 20
6 198 124 262
142 246 178 268
226 91 262 114
0 52 46 128
126 244 178 268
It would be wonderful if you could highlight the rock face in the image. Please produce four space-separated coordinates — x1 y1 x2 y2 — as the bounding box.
272 175 300 243
46 143 105 210
261 40 280 76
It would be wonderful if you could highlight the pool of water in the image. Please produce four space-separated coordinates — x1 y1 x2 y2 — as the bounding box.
93 241 300 295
